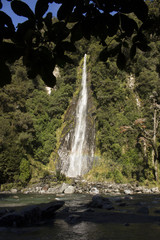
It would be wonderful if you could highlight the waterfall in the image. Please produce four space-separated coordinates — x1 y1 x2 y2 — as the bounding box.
66 54 88 177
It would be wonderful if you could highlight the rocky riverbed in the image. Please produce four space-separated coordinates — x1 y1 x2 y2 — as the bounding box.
2 179 159 195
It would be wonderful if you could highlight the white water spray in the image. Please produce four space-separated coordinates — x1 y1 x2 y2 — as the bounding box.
67 54 88 177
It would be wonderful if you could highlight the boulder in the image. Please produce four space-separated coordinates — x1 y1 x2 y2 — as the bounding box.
0 201 64 227
41 201 64 219
124 189 133 195
59 183 70 193
64 186 75 194
89 195 114 210
89 187 99 195
66 214 81 224
151 187 159 193
0 209 9 217
10 188 18 194
0 212 25 227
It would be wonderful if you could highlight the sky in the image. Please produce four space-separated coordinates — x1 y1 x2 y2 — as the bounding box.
1 0 61 27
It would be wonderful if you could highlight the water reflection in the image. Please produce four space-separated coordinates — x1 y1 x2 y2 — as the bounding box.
1 193 160 240
1 220 160 240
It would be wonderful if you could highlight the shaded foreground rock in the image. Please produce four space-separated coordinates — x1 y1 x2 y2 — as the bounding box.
0 201 64 227
88 195 114 210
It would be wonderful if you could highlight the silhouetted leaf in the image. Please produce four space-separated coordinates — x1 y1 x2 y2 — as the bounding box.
117 52 126 70
140 19 154 31
35 0 49 19
55 55 73 67
11 0 35 20
71 22 83 42
136 43 151 52
15 20 35 43
122 42 129 48
107 14 119 37
50 22 70 43
108 44 121 57
119 0 133 13
0 1 2 9
121 14 138 36
0 11 15 31
0 42 23 63
0 61 11 87
52 0 63 3
99 47 109 61
44 12 52 29
60 41 76 52
41 66 56 87
130 44 136 59
133 0 148 22
57 0 74 20
68 11 82 23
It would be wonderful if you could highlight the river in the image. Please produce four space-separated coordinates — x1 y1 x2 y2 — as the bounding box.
0 193 160 240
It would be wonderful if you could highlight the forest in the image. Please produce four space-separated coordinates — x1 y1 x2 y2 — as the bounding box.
0 0 160 189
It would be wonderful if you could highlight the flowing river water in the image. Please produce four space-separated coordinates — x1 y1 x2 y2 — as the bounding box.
1 193 160 240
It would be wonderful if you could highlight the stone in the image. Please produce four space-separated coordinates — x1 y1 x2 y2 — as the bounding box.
154 209 160 214
0 201 64 227
151 187 159 193
89 195 113 209
124 189 133 195
41 201 65 219
10 189 18 194
89 187 99 195
0 212 25 227
59 183 69 193
66 214 81 224
0 209 9 217
103 203 114 210
118 202 127 207
64 186 75 194
47 185 61 194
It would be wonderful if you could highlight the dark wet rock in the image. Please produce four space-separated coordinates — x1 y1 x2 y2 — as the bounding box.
66 214 81 224
114 197 123 203
118 202 127 207
89 195 114 210
0 209 9 217
41 201 65 219
137 207 149 215
103 203 114 210
0 201 64 227
85 208 94 212
21 206 41 226
0 212 25 227
154 209 160 214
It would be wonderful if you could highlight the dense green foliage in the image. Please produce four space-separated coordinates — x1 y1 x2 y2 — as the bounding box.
0 57 79 184
86 1 160 183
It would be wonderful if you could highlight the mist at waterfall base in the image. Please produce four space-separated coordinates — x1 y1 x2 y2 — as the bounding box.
66 54 93 178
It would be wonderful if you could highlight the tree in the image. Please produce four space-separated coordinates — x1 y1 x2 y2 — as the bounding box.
0 0 152 87
120 96 160 182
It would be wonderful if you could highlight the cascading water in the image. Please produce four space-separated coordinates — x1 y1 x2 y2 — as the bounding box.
66 54 88 177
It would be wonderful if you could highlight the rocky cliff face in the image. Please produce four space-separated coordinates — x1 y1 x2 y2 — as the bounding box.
58 67 95 177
